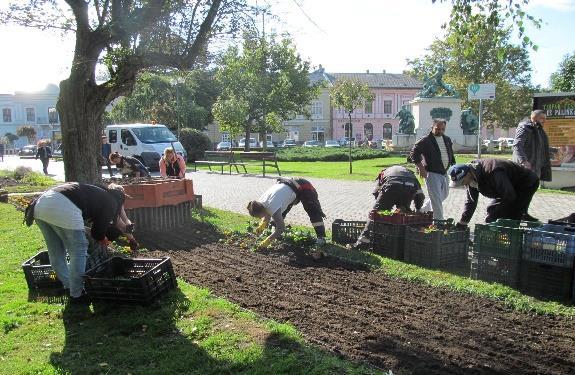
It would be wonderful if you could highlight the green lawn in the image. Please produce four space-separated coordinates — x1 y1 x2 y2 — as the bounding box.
0 203 380 374
195 207 575 317
0 169 58 193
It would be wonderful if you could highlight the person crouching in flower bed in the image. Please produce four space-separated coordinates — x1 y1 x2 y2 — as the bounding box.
159 147 186 179
109 152 150 178
32 183 138 304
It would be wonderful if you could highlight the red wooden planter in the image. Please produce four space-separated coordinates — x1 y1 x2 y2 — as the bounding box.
123 179 194 209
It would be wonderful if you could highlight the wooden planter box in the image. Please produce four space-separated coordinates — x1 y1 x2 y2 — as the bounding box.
123 179 194 209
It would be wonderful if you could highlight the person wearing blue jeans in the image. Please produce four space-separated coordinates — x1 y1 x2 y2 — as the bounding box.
32 183 137 303
409 118 456 220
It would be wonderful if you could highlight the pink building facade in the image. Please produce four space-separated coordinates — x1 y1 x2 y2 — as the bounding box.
331 72 422 142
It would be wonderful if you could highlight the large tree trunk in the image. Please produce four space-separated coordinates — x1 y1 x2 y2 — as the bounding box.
57 79 107 183
245 128 251 152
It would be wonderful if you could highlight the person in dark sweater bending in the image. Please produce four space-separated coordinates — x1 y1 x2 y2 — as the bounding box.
33 183 137 303
448 159 540 227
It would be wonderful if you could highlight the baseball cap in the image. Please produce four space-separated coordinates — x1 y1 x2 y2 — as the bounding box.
448 164 471 188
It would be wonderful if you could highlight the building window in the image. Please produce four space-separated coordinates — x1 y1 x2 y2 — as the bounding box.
364 123 373 140
221 132 230 142
26 108 35 122
383 100 392 114
312 126 325 142
48 107 59 124
2 108 12 122
364 100 373 114
383 123 392 140
344 123 351 138
311 101 323 119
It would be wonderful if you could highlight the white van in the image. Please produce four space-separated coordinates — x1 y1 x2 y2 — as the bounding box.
105 123 187 171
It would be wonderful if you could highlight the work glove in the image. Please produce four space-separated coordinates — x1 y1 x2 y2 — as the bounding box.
125 223 135 234
455 222 468 230
258 237 272 250
98 237 110 247
128 238 139 251
255 219 268 236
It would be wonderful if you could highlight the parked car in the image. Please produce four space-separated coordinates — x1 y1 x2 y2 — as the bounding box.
482 139 500 149
282 139 297 148
324 140 340 148
339 137 356 147
497 137 515 148
303 140 321 147
216 141 232 151
52 144 63 158
259 140 275 149
239 138 257 148
18 145 37 158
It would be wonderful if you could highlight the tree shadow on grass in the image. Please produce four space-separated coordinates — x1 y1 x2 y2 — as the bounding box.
49 287 375 374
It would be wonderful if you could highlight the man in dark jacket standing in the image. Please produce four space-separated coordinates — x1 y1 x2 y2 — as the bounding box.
409 118 456 220
35 140 52 175
513 110 552 181
448 159 539 226
351 166 425 249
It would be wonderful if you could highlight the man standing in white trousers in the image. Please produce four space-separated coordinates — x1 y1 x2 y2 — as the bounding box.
409 118 456 220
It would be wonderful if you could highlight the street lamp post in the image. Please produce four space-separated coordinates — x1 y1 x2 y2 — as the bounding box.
48 107 56 141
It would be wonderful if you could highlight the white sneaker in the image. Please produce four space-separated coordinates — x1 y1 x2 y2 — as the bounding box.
316 237 326 246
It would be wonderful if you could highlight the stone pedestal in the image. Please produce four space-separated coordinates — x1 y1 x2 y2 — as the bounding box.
392 134 416 148
411 97 464 144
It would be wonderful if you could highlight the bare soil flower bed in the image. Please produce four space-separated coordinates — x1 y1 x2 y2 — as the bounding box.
140 223 575 374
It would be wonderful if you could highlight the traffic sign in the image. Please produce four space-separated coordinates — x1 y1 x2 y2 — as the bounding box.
468 83 496 100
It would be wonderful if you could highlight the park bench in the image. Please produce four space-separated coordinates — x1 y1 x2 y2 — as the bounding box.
194 151 235 174
233 152 281 177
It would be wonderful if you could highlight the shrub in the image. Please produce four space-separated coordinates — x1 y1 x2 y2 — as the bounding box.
179 128 212 161
276 147 389 162
12 166 33 180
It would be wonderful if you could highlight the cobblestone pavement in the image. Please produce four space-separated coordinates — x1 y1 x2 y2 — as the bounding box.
188 170 575 227
1 155 573 227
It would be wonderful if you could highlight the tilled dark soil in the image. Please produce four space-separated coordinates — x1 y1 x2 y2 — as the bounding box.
140 227 575 374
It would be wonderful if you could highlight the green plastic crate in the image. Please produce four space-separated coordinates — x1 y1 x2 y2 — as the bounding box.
404 225 469 269
474 220 541 260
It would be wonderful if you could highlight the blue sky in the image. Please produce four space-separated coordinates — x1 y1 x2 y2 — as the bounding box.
0 0 573 93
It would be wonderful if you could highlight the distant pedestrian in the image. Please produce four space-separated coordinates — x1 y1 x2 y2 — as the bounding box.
409 118 455 220
101 135 113 177
109 152 150 178
35 140 52 175
159 147 186 179
513 109 552 182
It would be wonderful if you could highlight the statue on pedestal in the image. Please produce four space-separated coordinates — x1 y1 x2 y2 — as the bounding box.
394 105 415 134
460 108 479 135
417 65 459 98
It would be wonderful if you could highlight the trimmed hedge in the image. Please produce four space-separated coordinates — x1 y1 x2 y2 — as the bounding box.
276 146 389 162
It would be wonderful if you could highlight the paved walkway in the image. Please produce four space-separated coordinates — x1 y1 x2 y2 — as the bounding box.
1 155 573 226
189 171 574 227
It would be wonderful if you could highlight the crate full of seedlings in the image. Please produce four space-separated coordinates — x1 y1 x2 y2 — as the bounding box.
404 220 469 269
332 219 367 245
84 257 177 305
369 210 433 260
520 224 575 301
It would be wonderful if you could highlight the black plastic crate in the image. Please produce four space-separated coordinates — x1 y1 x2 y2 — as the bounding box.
370 221 409 260
520 260 574 302
22 244 116 292
22 251 64 290
523 229 575 268
404 224 469 269
331 219 367 245
84 257 177 305
470 253 521 289
474 222 535 260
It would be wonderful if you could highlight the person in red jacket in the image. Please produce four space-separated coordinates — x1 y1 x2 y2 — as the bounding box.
159 147 186 178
